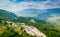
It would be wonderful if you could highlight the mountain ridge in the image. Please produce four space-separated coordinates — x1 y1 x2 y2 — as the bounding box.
0 9 17 21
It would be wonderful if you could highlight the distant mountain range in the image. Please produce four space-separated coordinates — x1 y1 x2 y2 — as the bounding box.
16 8 60 24
36 8 60 20
36 8 60 24
16 9 46 17
0 8 60 23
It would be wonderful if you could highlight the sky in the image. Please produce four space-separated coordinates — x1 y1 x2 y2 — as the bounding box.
0 0 60 18
0 0 60 12
0 0 60 22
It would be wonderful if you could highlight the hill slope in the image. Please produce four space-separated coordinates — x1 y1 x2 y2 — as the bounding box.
0 9 17 21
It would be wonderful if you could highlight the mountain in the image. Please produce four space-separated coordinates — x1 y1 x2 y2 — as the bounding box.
36 8 60 19
36 8 60 23
0 9 60 37
0 9 17 21
16 8 60 23
16 9 46 17
17 8 60 19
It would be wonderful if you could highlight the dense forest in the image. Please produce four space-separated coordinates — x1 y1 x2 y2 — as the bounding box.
0 9 60 37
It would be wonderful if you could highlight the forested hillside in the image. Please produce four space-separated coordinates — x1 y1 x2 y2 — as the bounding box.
15 17 60 37
0 9 17 21
0 10 60 37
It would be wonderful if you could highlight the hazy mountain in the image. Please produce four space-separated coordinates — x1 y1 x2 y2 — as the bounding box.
16 9 46 17
0 9 17 21
36 8 60 24
36 8 60 20
0 8 60 23
16 8 60 23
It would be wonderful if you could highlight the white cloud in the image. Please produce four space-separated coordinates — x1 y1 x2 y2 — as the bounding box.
0 0 60 12
47 14 60 22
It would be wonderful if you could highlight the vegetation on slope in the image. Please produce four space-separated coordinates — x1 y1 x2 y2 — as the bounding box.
15 17 60 37
0 9 60 37
0 9 17 21
0 20 36 37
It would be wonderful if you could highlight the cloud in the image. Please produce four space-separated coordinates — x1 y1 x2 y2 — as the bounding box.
0 0 60 12
47 14 60 22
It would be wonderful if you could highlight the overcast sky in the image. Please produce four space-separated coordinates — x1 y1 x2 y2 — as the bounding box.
0 0 60 12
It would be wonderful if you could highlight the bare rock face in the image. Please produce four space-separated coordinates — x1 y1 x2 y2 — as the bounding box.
30 19 36 23
21 25 46 37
